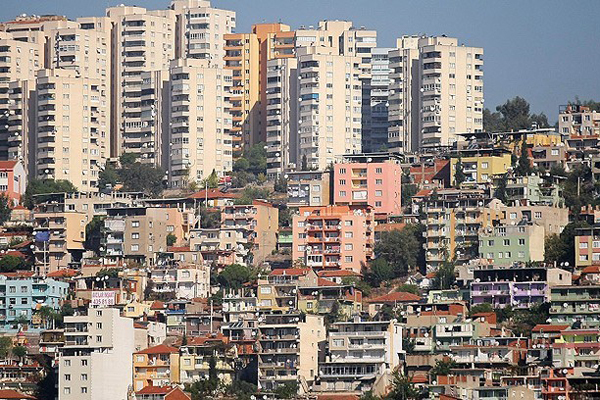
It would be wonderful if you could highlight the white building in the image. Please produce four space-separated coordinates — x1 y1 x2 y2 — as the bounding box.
59 307 135 400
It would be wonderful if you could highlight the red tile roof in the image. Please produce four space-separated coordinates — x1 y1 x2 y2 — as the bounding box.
167 246 191 252
136 344 178 355
0 160 18 170
414 189 433 197
269 268 310 277
532 324 570 333
187 333 229 346
410 375 429 383
47 268 80 278
135 386 191 400
317 270 361 278
317 278 338 287
151 300 165 310
0 389 36 399
367 291 422 303
582 266 600 274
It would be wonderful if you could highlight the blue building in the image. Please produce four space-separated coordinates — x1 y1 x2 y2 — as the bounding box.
0 275 69 329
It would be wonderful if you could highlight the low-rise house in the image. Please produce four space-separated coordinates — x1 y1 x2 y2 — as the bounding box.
134 385 191 400
133 344 180 392
552 329 600 370
471 267 571 309
179 334 236 385
0 160 26 205
365 291 422 317
286 170 332 207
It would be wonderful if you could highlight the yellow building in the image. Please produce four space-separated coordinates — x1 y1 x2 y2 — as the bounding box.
123 301 152 319
179 334 236 385
451 150 512 186
133 344 180 391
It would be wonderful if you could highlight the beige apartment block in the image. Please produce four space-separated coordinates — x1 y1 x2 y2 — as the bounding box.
7 79 36 175
166 58 233 188
139 69 169 166
389 35 484 152
106 5 175 159
33 202 86 276
224 32 260 154
559 104 600 150
34 69 108 191
257 313 325 393
170 0 236 67
296 46 362 170
0 32 42 160
265 57 298 177
59 308 135 400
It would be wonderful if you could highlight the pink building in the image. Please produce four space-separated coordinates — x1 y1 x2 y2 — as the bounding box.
292 205 374 274
333 160 402 216
0 160 26 205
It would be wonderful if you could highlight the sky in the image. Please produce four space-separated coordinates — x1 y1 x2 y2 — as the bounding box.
2 0 599 122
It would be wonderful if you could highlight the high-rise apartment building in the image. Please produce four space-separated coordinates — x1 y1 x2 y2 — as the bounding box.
362 48 392 152
34 69 108 190
224 33 260 154
389 36 484 152
0 32 43 160
59 308 135 400
107 5 176 159
167 58 233 188
224 24 294 152
296 46 362 170
7 79 36 175
265 57 298 178
170 0 236 67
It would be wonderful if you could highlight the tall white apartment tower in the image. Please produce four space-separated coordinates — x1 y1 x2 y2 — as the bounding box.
296 46 362 171
388 36 484 152
167 58 233 188
59 308 135 400
265 57 298 178
363 47 392 153
107 5 176 160
34 69 109 191
0 32 42 161
170 0 236 68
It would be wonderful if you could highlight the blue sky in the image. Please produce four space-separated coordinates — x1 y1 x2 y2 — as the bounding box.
3 0 599 121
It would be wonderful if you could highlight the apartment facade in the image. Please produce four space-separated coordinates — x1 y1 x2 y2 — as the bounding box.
478 224 545 267
389 36 483 152
362 48 392 153
133 344 180 391
292 205 374 274
0 160 26 205
167 58 233 188
170 0 236 66
34 69 108 191
0 276 69 330
59 308 135 400
550 286 600 328
317 319 403 395
265 57 298 178
296 46 362 170
257 313 325 393
333 156 402 215
106 5 175 158
450 150 512 186
286 170 331 207
559 104 600 150
0 31 42 160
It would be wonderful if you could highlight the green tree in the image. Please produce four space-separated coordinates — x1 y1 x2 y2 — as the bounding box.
384 371 420 400
401 183 418 208
469 303 494 316
515 139 532 176
98 164 119 191
0 336 12 358
278 206 293 228
434 256 456 290
273 382 299 399
201 170 220 189
374 224 426 277
12 345 27 361
166 233 177 247
0 194 11 225
23 179 77 208
545 220 590 266
367 258 395 287
225 380 258 400
429 359 457 379
217 264 252 289
494 173 509 203
483 96 549 132
396 284 420 295
119 163 165 196
454 157 466 188
0 255 27 272
119 152 138 166
274 175 288 193
84 216 105 254
199 207 221 229
233 185 271 205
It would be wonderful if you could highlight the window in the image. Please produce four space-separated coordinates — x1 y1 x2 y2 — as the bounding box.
96 323 102 329
345 232 353 238
487 240 494 246
332 339 344 347
345 220 353 226
339 179 346 185
593 241 600 248
64 388 70 395
81 387 88 394
81 374 88 381
65 374 71 381
375 179 382 185
375 190 382 197
339 168 346 174
344 244 353 251
64 360 71 367
481 162 489 169
534 212 542 219
375 167 382 174
339 191 346 197
518 239 525 246
509 213 517 220
503 239 510 246
96 336 102 342
580 254 589 261
131 244 139 252
580 242 589 249
505 252 511 258
518 251 525 258
344 256 353 263
131 233 140 239
131 221 140 228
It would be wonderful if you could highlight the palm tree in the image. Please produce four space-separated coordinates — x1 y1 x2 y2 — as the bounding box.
385 371 421 400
